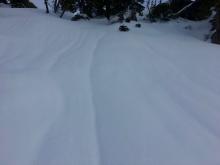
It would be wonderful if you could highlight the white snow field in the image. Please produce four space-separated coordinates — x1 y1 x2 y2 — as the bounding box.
0 8 220 165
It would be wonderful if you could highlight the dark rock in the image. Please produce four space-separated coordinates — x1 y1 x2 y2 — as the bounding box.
119 25 129 32
135 23 141 28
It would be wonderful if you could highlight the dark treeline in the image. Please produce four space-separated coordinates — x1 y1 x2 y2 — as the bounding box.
44 0 220 25
0 0 36 8
0 0 218 22
0 0 219 43
45 0 145 21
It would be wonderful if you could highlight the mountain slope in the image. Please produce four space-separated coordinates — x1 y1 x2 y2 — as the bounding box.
0 8 220 165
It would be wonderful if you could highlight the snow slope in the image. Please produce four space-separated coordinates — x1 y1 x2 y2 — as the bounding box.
0 8 220 165
31 0 45 9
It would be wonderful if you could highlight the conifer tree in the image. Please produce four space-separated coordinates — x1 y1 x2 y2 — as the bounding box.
10 0 36 8
46 0 144 20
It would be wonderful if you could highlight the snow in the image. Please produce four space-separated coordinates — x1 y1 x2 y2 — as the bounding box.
0 8 220 165
30 0 45 9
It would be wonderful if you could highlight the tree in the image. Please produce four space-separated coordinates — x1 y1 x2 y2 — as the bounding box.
45 0 144 21
0 0 8 4
129 0 144 21
10 0 36 8
212 1 220 44
44 0 49 13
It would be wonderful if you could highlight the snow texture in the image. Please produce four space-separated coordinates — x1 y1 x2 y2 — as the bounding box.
0 8 220 165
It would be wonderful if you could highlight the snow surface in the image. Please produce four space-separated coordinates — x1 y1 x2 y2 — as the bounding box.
0 8 220 165
30 0 45 9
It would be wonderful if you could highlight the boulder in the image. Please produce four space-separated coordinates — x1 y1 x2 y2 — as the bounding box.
119 25 129 32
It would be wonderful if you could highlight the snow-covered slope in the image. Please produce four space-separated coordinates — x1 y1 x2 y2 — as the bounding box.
0 8 220 165
30 0 45 9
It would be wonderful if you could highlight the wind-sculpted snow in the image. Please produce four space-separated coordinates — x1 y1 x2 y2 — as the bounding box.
0 8 220 165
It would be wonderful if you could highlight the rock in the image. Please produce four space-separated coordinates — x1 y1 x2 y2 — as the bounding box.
135 23 141 28
119 25 129 32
